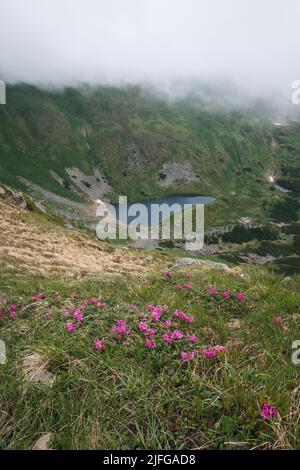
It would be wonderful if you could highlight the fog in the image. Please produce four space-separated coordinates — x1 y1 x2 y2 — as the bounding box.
1 0 300 100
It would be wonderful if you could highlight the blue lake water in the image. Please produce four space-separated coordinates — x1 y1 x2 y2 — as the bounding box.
111 195 215 224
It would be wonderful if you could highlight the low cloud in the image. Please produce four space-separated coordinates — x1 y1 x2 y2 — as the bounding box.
1 0 300 101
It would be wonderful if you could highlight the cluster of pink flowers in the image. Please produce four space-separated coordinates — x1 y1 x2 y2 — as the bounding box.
0 305 17 319
162 329 183 343
172 329 184 340
90 298 108 309
261 403 279 421
181 351 196 362
237 292 246 302
74 307 85 323
112 319 131 338
66 322 77 333
10 305 17 319
209 286 218 296
202 345 226 359
207 286 246 303
174 309 193 324
188 334 198 344
150 306 163 321
145 339 156 349
162 331 173 344
175 283 192 290
184 283 192 290
94 339 106 351
138 321 156 337
65 297 108 333
129 304 137 311
31 293 45 302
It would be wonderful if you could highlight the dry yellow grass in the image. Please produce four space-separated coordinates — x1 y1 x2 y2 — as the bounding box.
0 199 167 279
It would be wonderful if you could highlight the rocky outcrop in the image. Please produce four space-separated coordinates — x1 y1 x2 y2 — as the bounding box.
65 166 112 200
158 162 203 187
173 257 229 270
0 183 27 208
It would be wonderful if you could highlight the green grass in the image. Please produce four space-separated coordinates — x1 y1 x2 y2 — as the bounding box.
1 265 300 450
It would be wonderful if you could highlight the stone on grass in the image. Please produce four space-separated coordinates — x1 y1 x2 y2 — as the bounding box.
32 433 54 450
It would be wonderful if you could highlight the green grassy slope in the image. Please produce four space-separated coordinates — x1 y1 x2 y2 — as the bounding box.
0 265 299 449
1 84 299 226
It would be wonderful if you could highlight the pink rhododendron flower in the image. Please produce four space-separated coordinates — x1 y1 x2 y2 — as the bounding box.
174 310 193 324
165 271 171 278
202 346 217 358
10 305 17 319
139 321 148 333
261 403 279 421
272 315 282 325
146 304 155 311
188 334 198 344
37 293 45 299
181 351 195 362
223 291 230 299
71 293 78 299
163 331 173 344
186 273 191 279
143 279 150 285
175 285 183 290
97 302 107 309
146 328 156 337
74 310 84 322
184 283 192 290
66 322 77 333
139 311 146 318
172 329 184 340
31 296 37 302
202 345 226 358
165 319 172 328
145 339 156 349
209 287 217 296
94 339 106 351
174 309 185 320
150 306 163 321
214 345 226 353
129 304 137 310
237 292 246 302
112 319 131 337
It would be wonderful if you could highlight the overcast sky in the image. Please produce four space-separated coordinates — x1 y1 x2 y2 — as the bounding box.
1 0 300 97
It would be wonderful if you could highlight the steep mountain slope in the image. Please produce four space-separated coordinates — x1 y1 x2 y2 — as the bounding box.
0 85 297 212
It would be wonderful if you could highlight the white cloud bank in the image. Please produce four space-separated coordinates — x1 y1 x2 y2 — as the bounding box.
0 0 300 98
